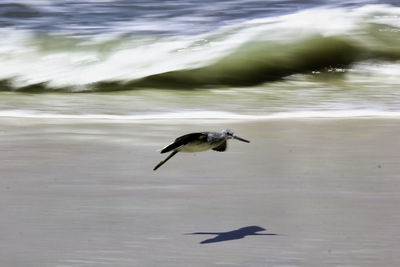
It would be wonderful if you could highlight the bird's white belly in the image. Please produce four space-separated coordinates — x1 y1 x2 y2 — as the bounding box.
179 142 216 153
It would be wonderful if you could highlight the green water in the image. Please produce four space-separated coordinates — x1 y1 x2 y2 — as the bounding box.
1 64 399 119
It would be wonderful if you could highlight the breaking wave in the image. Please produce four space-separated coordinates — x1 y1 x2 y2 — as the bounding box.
1 5 400 92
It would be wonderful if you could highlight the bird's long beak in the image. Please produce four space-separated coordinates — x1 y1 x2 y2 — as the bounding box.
233 135 250 143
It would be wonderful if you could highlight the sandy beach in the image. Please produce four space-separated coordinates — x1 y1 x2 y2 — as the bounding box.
2 1 400 266
0 118 399 266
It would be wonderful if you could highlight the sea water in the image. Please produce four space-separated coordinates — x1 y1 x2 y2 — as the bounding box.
1 1 400 120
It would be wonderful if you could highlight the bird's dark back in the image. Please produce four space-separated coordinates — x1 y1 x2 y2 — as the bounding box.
161 132 208 153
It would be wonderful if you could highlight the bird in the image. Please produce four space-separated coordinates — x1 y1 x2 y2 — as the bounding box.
153 129 250 171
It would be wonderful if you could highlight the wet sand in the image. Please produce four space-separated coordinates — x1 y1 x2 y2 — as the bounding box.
1 118 400 266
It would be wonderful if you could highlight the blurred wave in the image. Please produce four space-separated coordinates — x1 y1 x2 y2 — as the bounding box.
0 5 400 92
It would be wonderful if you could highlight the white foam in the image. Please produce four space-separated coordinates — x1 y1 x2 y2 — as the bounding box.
1 5 400 89
266 110 400 119
1 110 400 121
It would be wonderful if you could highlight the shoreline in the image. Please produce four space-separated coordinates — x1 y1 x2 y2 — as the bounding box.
2 109 400 122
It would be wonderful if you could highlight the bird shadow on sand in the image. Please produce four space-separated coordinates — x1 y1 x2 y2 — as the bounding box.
187 226 278 244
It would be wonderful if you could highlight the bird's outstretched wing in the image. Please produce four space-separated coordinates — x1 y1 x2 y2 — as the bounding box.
161 132 207 153
153 150 178 171
212 140 227 152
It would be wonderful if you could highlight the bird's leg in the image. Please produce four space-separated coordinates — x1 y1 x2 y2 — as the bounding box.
153 150 178 171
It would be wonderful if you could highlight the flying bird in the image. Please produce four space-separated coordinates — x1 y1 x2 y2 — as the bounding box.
153 129 250 171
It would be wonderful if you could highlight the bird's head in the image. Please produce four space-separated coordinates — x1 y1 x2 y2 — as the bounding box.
221 129 234 138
